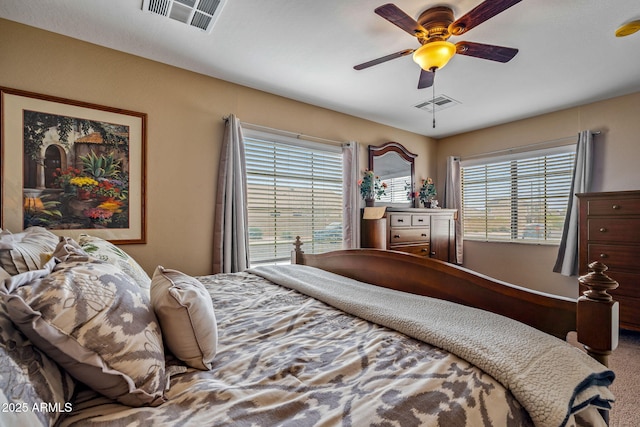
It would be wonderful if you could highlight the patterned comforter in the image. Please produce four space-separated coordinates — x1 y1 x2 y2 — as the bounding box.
57 271 605 427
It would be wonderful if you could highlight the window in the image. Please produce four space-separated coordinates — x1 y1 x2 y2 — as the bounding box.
461 145 575 243
244 129 343 265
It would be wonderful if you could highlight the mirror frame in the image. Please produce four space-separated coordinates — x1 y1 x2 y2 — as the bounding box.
369 142 417 206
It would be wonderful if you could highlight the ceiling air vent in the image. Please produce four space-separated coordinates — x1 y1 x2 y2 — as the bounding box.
142 0 226 32
414 95 460 113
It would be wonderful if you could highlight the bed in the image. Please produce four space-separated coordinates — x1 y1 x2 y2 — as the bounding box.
0 227 618 427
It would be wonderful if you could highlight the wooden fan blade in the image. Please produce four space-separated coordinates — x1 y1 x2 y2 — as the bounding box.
418 69 435 89
354 49 415 70
449 0 522 35
455 41 518 63
375 3 427 37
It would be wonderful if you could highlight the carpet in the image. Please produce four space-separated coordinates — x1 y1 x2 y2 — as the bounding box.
569 329 640 426
608 329 640 427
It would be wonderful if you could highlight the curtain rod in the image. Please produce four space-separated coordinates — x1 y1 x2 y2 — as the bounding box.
461 131 601 161
223 115 345 147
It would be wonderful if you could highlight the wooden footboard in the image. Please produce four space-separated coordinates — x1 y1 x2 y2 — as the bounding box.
291 238 619 366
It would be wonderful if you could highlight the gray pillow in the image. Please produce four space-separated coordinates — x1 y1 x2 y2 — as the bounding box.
3 239 167 407
151 266 218 370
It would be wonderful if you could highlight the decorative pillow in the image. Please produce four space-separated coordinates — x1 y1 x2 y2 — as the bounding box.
3 239 167 407
78 234 151 293
0 296 76 427
151 266 218 370
0 227 59 275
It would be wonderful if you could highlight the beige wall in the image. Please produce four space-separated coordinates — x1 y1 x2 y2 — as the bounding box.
437 92 640 297
3 19 639 298
0 19 435 276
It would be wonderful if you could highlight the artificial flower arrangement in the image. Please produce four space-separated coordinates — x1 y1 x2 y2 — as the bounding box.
405 178 437 206
358 170 387 201
418 178 437 206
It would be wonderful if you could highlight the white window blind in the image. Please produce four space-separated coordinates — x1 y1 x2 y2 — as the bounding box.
461 145 575 243
244 130 343 265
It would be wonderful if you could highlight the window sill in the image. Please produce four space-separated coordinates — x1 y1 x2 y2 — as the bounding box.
463 238 560 247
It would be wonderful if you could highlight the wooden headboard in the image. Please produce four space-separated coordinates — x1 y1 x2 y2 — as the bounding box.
291 238 619 366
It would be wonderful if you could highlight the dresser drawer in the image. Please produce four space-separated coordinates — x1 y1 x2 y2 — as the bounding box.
389 228 430 244
389 214 412 227
587 218 640 243
587 198 640 216
587 244 640 272
394 244 431 257
581 271 640 299
411 214 430 226
608 271 640 299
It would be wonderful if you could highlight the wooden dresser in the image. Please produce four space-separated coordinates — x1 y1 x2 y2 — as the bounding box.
578 190 640 331
362 208 457 262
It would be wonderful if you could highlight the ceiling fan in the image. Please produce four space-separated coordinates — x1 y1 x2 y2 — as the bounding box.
354 0 523 89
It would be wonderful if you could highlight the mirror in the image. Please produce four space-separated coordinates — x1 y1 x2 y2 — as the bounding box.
369 142 417 205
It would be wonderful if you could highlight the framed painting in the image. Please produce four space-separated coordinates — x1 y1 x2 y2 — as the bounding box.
1 87 146 243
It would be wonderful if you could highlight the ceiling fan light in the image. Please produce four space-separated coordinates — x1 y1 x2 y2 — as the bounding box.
413 41 456 71
615 20 640 37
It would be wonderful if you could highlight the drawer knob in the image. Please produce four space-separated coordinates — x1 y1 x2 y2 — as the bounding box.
612 204 620 210
599 253 608 259
393 235 400 239
599 227 607 232
417 218 424 222
421 233 427 237
397 219 404 223
421 248 428 252
430 251 436 256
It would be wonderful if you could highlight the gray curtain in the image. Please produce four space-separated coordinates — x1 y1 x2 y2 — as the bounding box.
342 141 360 248
213 115 250 273
553 130 594 276
444 156 463 264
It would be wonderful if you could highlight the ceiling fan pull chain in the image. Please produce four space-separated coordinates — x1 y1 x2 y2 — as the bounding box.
432 70 436 128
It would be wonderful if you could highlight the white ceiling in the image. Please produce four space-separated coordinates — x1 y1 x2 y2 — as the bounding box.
2 0 640 138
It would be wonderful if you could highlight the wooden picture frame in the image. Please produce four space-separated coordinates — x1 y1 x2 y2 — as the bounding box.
1 87 146 243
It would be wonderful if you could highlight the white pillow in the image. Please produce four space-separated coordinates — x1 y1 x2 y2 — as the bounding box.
151 266 218 370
